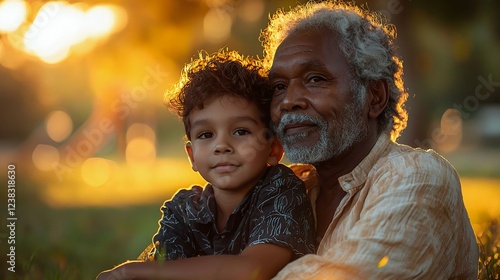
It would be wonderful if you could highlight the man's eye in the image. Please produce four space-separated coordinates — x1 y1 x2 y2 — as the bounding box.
234 129 250 136
272 83 287 95
197 132 213 139
308 75 326 83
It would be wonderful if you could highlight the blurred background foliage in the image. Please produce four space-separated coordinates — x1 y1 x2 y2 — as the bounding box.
0 0 499 279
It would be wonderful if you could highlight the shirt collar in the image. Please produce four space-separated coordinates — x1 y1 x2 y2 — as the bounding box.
338 133 392 192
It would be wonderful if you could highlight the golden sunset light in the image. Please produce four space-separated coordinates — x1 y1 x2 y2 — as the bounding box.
0 0 498 278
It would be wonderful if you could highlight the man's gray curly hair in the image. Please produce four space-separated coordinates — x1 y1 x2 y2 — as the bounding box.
260 1 408 141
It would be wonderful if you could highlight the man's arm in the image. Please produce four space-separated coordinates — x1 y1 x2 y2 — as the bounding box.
96 243 292 280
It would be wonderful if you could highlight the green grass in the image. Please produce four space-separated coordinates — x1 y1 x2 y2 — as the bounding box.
2 182 164 280
478 220 500 280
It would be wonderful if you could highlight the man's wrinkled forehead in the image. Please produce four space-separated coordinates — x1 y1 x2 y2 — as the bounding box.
269 28 339 75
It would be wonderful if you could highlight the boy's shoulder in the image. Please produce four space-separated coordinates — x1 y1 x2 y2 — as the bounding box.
168 184 211 205
249 164 313 218
256 164 307 195
269 163 305 182
162 184 214 223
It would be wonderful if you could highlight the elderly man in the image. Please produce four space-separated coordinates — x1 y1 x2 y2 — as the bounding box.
261 1 478 279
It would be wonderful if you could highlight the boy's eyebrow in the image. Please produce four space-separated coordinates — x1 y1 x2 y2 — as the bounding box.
190 119 209 130
231 115 261 124
190 115 261 130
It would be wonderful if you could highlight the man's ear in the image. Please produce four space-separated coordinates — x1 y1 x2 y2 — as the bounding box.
368 80 389 119
185 141 198 172
267 137 284 166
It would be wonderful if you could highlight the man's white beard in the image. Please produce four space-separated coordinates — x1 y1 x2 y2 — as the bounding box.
274 103 367 164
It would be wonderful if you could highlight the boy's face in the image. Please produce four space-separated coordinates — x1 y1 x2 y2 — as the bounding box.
185 94 282 196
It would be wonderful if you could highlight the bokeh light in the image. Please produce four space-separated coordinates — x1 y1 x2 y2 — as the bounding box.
0 0 27 33
85 5 124 38
32 144 60 171
203 8 232 44
81 157 114 187
24 2 85 63
435 108 463 153
238 0 264 23
126 123 156 145
378 256 389 268
21 1 126 64
126 123 157 166
46 110 73 143
126 137 156 165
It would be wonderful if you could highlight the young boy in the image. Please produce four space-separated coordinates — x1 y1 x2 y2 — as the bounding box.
97 50 315 280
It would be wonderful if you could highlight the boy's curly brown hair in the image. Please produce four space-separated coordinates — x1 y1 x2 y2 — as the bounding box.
165 50 272 140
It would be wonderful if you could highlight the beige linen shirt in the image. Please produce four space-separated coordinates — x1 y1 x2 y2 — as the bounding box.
275 133 478 280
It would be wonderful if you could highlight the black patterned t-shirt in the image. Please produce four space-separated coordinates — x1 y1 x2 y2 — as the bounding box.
148 164 315 261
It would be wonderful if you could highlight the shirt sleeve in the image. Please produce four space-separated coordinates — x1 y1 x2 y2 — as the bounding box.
273 152 478 279
151 188 201 260
247 165 316 259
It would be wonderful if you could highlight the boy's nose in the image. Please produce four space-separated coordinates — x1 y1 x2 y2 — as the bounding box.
214 140 233 154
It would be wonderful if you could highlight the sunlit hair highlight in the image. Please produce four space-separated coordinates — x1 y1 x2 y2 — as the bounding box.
165 49 272 140
260 0 408 140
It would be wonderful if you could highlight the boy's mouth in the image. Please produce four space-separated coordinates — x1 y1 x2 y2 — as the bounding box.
213 162 239 172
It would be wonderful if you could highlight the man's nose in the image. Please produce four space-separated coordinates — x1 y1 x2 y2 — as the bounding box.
279 80 308 113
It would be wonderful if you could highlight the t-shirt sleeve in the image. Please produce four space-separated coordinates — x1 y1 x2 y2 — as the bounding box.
150 187 201 260
247 165 316 259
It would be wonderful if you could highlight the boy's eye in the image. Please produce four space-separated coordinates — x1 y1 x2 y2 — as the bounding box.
197 131 213 139
234 129 251 136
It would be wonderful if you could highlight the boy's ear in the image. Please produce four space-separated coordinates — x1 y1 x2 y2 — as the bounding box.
185 141 198 172
267 137 284 166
